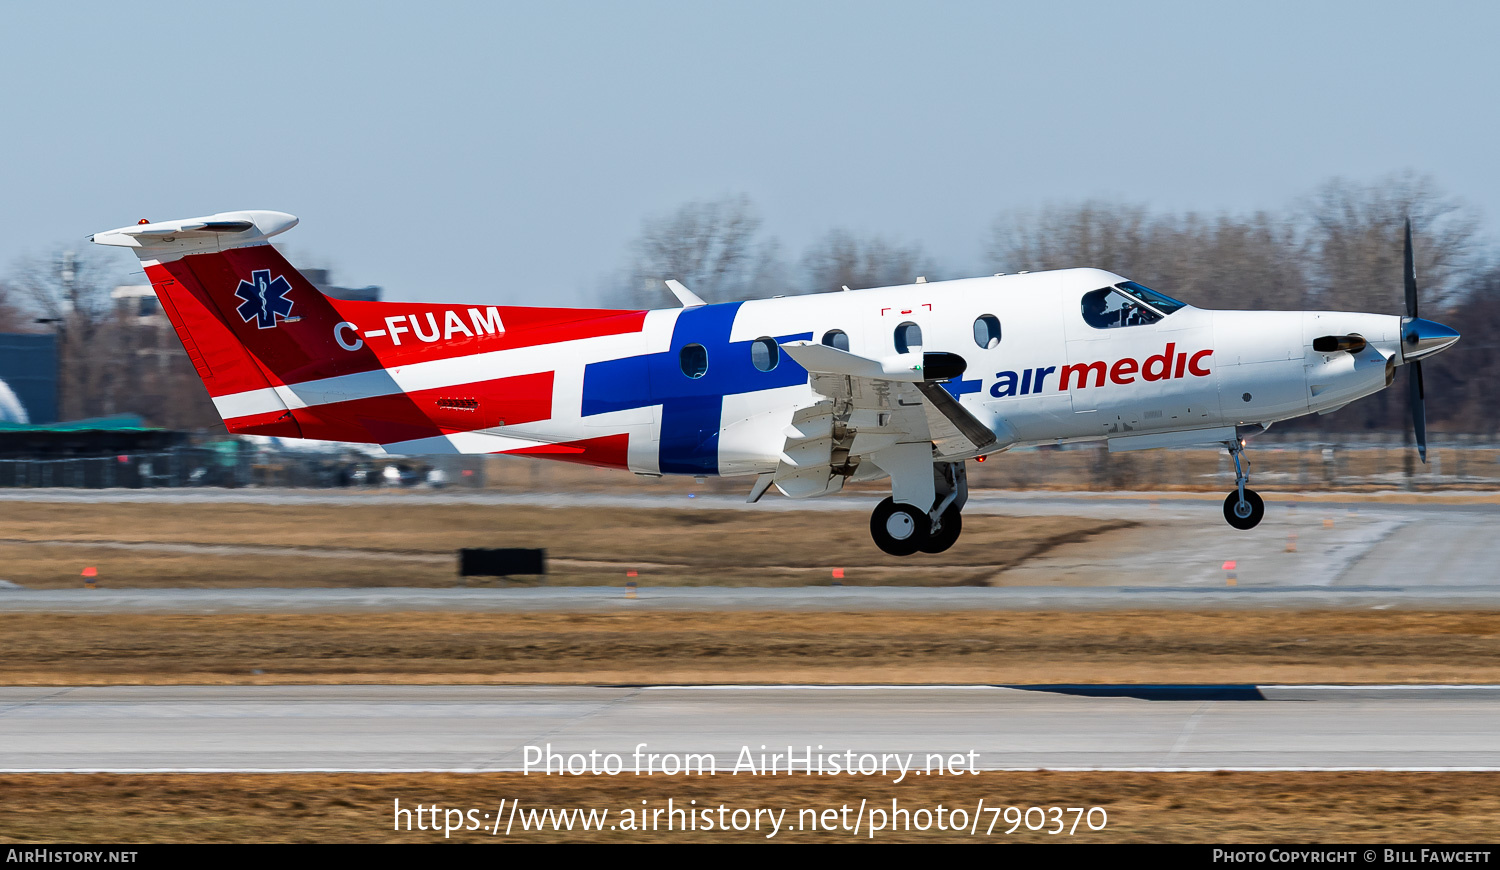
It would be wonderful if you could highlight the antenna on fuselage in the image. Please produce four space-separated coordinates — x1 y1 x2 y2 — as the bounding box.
664 279 706 308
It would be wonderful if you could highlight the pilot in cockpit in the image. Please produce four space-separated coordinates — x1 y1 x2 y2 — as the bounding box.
1083 291 1120 328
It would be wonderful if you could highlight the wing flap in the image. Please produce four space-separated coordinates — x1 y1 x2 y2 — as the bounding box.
912 381 999 456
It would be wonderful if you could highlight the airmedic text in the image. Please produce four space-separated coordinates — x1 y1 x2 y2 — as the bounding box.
991 343 1212 398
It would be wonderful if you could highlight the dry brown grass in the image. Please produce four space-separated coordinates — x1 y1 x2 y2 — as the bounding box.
0 502 1124 588
2 771 1494 843
6 610 1500 686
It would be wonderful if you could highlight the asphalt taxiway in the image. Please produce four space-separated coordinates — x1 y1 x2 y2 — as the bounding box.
3 684 1498 772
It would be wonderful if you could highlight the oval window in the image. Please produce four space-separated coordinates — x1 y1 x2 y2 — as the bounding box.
894 322 923 354
751 337 778 372
821 329 850 352
973 314 1001 349
679 343 708 379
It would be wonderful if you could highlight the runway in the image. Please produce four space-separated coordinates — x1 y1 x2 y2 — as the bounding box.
6 584 1500 612
4 684 1499 772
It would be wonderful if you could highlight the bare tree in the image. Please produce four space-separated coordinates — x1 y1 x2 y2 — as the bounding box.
1146 212 1311 311
987 201 1154 277
0 279 37 334
1300 171 1481 313
986 202 1310 311
801 230 937 292
615 195 786 306
9 247 130 420
1425 265 1500 433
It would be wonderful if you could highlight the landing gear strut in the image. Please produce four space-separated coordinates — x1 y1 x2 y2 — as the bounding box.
869 461 968 556
1222 439 1265 530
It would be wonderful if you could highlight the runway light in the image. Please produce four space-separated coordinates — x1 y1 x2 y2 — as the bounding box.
832 568 845 580
1222 560 1237 587
626 570 637 578
82 566 97 589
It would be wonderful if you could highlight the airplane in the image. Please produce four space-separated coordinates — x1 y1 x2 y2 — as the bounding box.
92 210 1460 555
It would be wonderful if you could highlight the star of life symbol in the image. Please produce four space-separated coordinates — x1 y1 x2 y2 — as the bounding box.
234 269 294 329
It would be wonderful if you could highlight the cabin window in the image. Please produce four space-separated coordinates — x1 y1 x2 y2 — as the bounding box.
973 314 1001 349
680 343 708 379
750 337 779 372
821 329 850 352
894 322 923 354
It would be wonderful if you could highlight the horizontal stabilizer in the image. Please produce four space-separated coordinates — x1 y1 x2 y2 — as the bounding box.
92 211 298 262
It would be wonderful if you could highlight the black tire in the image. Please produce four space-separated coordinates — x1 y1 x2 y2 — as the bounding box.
1223 489 1265 530
870 497 930 556
919 506 963 554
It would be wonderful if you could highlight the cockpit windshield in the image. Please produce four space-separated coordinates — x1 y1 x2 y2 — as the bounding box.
1081 282 1187 329
1115 281 1186 316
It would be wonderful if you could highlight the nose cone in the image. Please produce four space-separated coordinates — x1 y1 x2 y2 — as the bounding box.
1401 317 1461 363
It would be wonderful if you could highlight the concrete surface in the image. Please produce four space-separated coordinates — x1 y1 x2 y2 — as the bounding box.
3 684 1499 772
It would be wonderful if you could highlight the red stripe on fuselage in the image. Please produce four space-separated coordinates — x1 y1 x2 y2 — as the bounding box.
502 434 629 470
237 371 556 444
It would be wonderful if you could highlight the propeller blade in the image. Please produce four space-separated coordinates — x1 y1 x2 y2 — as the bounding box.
1410 359 1427 463
1404 218 1419 320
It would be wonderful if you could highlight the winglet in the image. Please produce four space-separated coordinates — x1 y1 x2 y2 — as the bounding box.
665 279 707 308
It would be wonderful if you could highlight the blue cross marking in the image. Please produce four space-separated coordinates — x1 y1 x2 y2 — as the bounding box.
580 301 812 474
234 269 294 329
941 375 982 399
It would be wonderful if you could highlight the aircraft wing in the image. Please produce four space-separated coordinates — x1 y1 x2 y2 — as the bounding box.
780 340 1003 464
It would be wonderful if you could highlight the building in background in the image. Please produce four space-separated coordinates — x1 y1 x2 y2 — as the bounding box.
0 333 58 424
301 269 382 302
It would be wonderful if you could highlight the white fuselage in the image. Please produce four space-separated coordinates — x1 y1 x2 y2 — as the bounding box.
478 267 1403 484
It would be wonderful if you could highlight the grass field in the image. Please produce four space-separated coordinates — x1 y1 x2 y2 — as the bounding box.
2 771 1494 843
0 502 1127 588
6 610 1500 685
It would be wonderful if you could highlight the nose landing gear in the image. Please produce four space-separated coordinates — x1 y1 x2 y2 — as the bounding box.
1222 438 1265 530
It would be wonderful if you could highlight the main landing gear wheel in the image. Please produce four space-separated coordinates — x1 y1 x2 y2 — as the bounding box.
919 506 963 554
870 497 930 556
1223 489 1265 530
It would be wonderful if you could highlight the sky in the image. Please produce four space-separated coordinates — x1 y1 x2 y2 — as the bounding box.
3 1 1498 306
